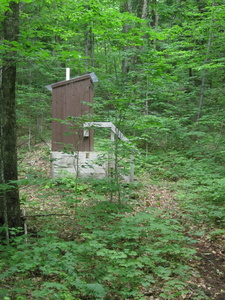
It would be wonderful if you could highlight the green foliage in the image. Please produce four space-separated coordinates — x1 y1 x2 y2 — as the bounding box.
0 205 195 299
209 228 225 240
2 0 225 297
46 177 88 194
3 0 224 156
135 141 225 230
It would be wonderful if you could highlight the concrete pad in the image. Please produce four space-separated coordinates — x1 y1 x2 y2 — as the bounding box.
50 151 110 179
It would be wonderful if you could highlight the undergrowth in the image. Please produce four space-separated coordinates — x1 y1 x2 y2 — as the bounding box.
0 202 197 300
138 150 225 229
1 143 224 299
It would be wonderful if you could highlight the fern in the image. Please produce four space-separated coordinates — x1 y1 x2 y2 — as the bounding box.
85 283 106 299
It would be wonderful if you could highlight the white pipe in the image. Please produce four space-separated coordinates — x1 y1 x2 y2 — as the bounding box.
66 68 70 80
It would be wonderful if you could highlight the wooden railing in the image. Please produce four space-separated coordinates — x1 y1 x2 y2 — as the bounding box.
83 122 135 182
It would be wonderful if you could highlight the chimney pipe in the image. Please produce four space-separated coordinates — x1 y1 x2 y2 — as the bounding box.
66 68 70 80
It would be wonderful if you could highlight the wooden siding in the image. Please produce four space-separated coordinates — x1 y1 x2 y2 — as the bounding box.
52 75 94 151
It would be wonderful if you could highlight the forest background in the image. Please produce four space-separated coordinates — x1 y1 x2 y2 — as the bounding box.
5 0 225 163
0 0 225 299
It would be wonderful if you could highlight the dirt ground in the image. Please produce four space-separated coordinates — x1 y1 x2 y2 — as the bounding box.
195 241 225 300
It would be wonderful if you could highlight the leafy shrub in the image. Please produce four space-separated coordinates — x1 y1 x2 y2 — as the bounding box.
0 206 195 299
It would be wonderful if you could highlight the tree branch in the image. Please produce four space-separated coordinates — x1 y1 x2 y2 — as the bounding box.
21 213 71 220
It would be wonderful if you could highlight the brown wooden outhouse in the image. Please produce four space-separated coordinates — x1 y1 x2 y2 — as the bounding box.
51 74 95 152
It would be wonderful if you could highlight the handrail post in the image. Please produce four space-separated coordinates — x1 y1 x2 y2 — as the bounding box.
130 153 134 183
110 128 115 176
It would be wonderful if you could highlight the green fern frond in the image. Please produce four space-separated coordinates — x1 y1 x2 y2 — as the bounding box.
85 283 106 299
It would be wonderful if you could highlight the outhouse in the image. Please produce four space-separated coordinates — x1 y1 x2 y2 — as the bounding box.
51 73 95 152
47 70 134 181
47 71 107 178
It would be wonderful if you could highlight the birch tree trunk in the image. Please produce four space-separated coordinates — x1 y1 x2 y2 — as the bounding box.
0 1 22 233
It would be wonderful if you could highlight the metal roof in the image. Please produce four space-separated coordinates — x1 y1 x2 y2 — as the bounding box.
45 72 98 92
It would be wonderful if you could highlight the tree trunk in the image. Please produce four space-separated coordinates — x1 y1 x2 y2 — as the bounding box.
196 0 215 121
0 2 22 233
121 0 132 74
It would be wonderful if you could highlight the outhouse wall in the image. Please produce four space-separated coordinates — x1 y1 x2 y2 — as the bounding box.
51 75 94 151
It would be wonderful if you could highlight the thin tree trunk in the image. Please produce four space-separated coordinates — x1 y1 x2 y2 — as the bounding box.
151 0 159 49
121 0 132 74
196 0 215 121
84 28 89 69
84 26 94 70
197 73 206 121
142 0 148 19
90 27 94 67
0 89 9 240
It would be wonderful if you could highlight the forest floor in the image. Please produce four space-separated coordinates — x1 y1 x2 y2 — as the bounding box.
138 184 225 300
19 143 225 300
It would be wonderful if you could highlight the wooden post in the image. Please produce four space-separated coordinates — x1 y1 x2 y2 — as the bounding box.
110 128 115 176
130 153 134 183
